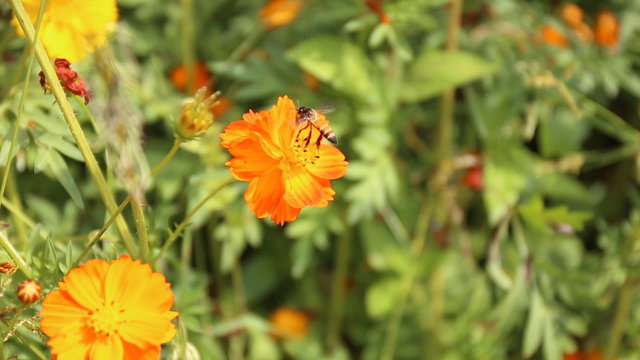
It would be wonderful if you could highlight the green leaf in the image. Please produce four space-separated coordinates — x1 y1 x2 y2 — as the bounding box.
401 50 496 102
366 277 402 318
523 291 546 357
287 36 380 104
543 315 562 360
38 133 84 162
483 159 526 226
47 150 84 209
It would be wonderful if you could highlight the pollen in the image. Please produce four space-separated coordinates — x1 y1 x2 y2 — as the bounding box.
87 302 126 337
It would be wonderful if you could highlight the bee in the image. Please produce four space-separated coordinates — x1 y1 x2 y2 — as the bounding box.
295 106 338 146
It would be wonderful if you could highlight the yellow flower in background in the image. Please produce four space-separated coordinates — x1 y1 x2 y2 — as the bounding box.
40 255 178 359
11 0 118 62
259 0 303 29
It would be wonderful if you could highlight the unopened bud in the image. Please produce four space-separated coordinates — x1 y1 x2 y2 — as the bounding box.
17 280 41 304
0 261 17 275
177 87 220 139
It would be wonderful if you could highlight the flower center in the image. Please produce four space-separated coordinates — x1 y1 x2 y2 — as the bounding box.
291 124 321 167
87 302 125 337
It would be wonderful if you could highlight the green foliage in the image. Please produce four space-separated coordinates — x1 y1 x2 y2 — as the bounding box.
1 0 640 359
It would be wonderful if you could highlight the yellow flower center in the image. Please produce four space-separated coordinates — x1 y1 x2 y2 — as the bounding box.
87 302 125 337
291 125 320 167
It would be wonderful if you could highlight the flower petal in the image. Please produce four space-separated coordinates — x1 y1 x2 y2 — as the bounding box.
306 145 348 180
62 258 109 311
90 335 123 360
119 310 178 348
226 138 279 181
245 167 286 219
283 166 325 208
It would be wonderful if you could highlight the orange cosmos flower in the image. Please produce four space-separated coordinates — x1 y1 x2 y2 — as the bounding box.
541 25 569 47
561 3 584 29
220 96 348 225
170 62 212 94
270 307 310 340
40 255 178 360
259 0 303 29
594 10 619 49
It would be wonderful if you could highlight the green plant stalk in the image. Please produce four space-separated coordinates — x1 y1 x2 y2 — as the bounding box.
7 174 28 246
230 259 247 360
1 197 50 241
73 140 183 265
436 0 463 160
154 176 235 262
0 232 32 278
604 280 636 360
0 0 47 217
181 0 196 93
13 331 47 360
326 223 352 353
131 198 149 260
73 198 130 267
604 222 640 359
9 0 136 255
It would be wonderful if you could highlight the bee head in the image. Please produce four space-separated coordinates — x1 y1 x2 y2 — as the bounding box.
297 106 313 117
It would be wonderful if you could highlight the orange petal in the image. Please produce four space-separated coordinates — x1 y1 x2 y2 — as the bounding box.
40 290 90 337
60 258 109 311
122 341 161 360
104 256 151 309
245 167 286 219
90 335 123 360
119 310 177 348
283 166 325 208
270 200 302 225
226 139 280 181
306 145 348 180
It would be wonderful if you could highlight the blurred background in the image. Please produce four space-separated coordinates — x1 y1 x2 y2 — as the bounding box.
2 0 640 359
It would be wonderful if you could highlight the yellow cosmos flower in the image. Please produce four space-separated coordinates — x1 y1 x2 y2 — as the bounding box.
11 0 118 62
40 255 178 360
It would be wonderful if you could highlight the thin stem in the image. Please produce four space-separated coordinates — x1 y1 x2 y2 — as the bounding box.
181 0 196 93
604 222 640 360
154 177 235 261
326 222 352 353
0 232 32 278
0 0 47 216
436 0 463 160
6 174 29 247
73 196 130 267
230 260 247 360
131 198 149 260
0 197 49 240
227 26 264 63
9 0 136 254
152 140 183 176
605 280 636 360
73 140 183 265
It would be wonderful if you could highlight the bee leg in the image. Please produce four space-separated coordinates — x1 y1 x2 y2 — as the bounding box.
315 133 323 148
304 122 313 148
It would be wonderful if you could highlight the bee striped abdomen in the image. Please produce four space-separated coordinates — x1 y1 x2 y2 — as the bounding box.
296 106 338 145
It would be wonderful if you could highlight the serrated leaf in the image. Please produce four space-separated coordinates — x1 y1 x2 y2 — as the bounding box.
401 50 496 102
287 36 380 104
48 150 84 209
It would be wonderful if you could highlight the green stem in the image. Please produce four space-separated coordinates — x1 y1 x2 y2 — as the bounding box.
604 280 636 360
72 198 130 267
0 232 32 278
227 26 264 63
154 176 235 261
131 199 149 260
9 0 136 255
181 0 196 93
436 0 463 160
0 0 47 217
73 140 183 265
604 222 640 359
230 260 247 360
326 222 352 353
6 174 28 247
0 197 49 240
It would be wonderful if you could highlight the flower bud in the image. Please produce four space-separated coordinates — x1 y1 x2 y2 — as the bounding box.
176 87 220 139
0 261 17 275
17 280 41 304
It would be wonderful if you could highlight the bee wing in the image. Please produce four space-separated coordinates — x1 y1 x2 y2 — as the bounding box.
314 105 336 115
